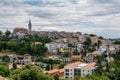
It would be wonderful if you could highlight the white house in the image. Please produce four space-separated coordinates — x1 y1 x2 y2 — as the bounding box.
64 62 96 80
98 45 107 53
45 41 68 53
45 42 58 53
8 54 32 65
109 46 116 54
77 43 83 52
78 35 86 43
90 36 98 44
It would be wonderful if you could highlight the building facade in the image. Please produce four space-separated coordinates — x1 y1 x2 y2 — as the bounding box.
64 62 96 80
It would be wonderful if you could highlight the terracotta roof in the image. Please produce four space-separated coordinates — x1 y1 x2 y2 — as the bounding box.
66 62 83 67
84 62 96 68
50 42 57 44
0 76 8 80
47 69 59 74
44 68 64 75
58 68 64 74
69 37 78 42
91 51 101 56
13 27 28 33
71 55 82 60
34 42 42 45
0 54 7 57
24 54 30 56
83 56 94 63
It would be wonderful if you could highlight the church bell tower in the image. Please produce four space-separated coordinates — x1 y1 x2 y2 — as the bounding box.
28 20 32 31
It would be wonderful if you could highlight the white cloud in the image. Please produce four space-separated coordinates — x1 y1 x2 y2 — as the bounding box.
0 0 120 38
40 26 62 31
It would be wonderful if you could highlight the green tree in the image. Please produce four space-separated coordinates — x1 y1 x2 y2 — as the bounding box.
115 68 120 80
2 55 10 63
58 62 66 69
83 37 92 46
113 40 120 45
54 74 59 80
51 64 53 69
13 62 17 69
46 64 50 70
98 40 102 48
63 52 71 57
0 30 2 35
73 49 79 55
5 30 11 37
74 75 80 80
98 36 104 39
0 65 10 77
10 65 53 80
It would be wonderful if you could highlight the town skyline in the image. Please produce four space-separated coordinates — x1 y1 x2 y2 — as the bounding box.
0 0 120 38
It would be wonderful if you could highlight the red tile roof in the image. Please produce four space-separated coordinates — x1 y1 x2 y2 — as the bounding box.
91 51 101 56
44 68 64 75
58 68 64 74
71 55 82 61
0 54 7 57
84 62 96 68
13 28 28 33
0 76 8 80
66 62 83 67
34 42 42 45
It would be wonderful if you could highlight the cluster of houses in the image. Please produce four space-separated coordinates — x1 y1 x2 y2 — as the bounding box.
3 27 119 80
45 34 118 54
9 27 119 56
0 52 102 80
7 54 46 70
44 33 118 64
8 54 33 65
9 27 119 62
6 53 96 80
44 62 97 80
11 27 79 39
9 27 118 57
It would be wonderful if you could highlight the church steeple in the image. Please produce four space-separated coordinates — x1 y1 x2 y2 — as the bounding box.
28 19 32 31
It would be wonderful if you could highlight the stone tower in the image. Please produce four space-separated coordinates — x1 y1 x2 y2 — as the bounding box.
28 20 32 31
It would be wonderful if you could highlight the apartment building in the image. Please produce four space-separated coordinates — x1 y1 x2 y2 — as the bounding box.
8 54 32 64
64 62 96 80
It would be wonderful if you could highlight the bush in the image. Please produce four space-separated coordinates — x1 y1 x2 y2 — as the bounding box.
54 74 59 80
10 65 54 80
58 62 66 69
98 36 104 39
0 65 10 77
113 40 120 44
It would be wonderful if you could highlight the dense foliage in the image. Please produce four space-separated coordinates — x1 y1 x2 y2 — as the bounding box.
113 40 120 44
0 65 10 77
0 36 51 55
10 65 54 80
58 62 66 69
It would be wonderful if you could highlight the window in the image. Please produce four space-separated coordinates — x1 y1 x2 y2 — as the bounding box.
65 73 69 75
65 69 69 72
83 70 84 72
65 77 68 78
88 70 89 72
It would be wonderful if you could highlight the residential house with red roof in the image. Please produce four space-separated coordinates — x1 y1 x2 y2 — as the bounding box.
64 62 96 80
44 68 64 76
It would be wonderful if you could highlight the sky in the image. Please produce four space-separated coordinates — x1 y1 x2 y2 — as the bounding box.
0 0 120 38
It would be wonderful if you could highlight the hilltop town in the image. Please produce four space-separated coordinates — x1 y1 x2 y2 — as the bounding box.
0 20 120 80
